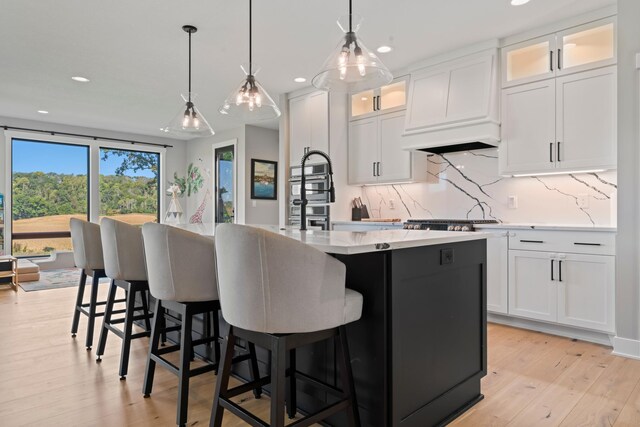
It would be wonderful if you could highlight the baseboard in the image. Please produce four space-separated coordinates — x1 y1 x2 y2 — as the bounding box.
612 336 640 360
488 313 614 347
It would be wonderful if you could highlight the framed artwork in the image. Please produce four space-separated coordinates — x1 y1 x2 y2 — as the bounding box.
250 159 277 200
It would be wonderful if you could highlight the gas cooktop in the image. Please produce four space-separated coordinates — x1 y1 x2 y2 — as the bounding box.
403 219 499 231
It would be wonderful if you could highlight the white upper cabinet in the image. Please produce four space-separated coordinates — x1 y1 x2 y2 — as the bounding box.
350 76 408 120
500 65 616 175
557 18 616 76
502 35 557 87
502 17 616 88
405 50 498 134
288 91 329 165
348 111 427 185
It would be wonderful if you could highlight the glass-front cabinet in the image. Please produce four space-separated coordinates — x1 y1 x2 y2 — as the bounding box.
502 17 616 88
349 75 409 120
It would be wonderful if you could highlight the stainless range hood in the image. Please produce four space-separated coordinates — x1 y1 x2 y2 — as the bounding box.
401 45 501 154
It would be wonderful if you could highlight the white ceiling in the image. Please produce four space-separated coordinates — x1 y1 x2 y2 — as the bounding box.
0 0 614 139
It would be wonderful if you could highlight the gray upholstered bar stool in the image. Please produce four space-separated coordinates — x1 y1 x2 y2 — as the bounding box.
95 218 154 379
70 218 116 350
141 223 261 427
211 224 363 427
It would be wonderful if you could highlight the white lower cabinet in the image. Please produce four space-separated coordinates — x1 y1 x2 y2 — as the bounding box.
557 253 615 333
508 250 557 322
486 232 509 314
507 248 615 334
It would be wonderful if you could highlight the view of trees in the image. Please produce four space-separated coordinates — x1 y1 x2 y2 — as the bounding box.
12 171 157 220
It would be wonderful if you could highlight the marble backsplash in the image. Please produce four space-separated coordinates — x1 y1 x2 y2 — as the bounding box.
361 148 617 226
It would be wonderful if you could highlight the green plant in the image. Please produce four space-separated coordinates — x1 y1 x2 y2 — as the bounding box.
169 163 204 197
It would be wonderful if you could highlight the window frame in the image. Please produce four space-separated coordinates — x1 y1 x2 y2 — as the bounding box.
4 130 166 256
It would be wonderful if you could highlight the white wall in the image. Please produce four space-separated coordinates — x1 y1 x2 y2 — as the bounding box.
614 0 640 351
245 125 279 225
185 127 245 224
360 149 617 226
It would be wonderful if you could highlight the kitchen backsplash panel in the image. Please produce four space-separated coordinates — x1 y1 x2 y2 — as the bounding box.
361 148 617 226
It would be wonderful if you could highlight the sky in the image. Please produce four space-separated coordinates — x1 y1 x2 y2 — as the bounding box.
12 139 155 178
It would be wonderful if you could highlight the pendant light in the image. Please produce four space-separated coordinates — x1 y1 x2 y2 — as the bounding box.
219 0 281 121
312 0 393 92
163 25 214 137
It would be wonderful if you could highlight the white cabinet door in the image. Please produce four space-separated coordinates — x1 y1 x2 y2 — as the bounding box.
508 250 557 322
487 232 509 314
502 35 557 88
500 80 556 175
308 91 329 154
348 118 379 185
557 253 615 333
556 66 616 171
556 17 616 77
378 111 411 182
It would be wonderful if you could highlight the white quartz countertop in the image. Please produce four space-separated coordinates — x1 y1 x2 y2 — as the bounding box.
175 223 489 255
474 223 616 232
332 221 404 226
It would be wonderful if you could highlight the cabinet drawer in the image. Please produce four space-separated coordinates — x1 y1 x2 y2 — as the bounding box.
509 230 615 255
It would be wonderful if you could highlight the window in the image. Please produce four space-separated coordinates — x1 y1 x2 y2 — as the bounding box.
11 139 89 255
99 148 160 225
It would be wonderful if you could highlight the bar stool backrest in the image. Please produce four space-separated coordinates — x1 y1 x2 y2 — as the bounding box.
100 218 147 281
142 223 217 302
215 224 347 334
70 218 105 271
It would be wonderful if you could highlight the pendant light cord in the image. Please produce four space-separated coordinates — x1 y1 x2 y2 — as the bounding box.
249 0 253 76
349 0 352 32
188 29 192 103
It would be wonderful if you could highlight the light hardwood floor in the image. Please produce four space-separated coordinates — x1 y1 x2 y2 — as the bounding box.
1 284 639 427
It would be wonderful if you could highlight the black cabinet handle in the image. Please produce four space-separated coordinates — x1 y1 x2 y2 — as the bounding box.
551 259 554 281
550 50 553 71
558 48 562 70
574 242 602 246
372 96 376 112
550 142 553 163
373 162 376 177
520 239 544 244
377 96 381 111
376 162 381 177
558 260 563 282
557 141 561 162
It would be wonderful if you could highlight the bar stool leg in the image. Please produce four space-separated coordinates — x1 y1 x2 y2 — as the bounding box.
287 348 297 419
140 289 152 332
85 272 101 350
143 299 163 398
119 287 137 380
210 326 237 427
71 270 87 337
337 325 360 427
177 305 193 427
248 342 262 399
270 335 287 427
212 310 221 373
96 279 117 361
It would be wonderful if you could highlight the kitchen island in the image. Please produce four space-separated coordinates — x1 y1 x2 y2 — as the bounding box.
177 224 488 427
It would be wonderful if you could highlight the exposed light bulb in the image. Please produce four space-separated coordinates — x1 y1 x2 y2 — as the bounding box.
339 47 350 66
182 114 190 128
193 116 200 128
236 93 243 106
339 66 347 80
255 93 262 107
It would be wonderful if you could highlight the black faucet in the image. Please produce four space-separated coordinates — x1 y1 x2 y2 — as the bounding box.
293 150 335 231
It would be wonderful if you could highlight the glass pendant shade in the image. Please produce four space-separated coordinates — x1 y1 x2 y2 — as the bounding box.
219 64 281 122
313 14 393 93
163 93 214 137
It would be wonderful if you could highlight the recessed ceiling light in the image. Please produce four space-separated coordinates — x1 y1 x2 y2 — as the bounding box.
511 0 530 5
294 77 306 83
377 45 393 53
37 110 49 114
71 76 90 83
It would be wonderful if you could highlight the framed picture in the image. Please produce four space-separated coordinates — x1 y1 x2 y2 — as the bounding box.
250 159 277 200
